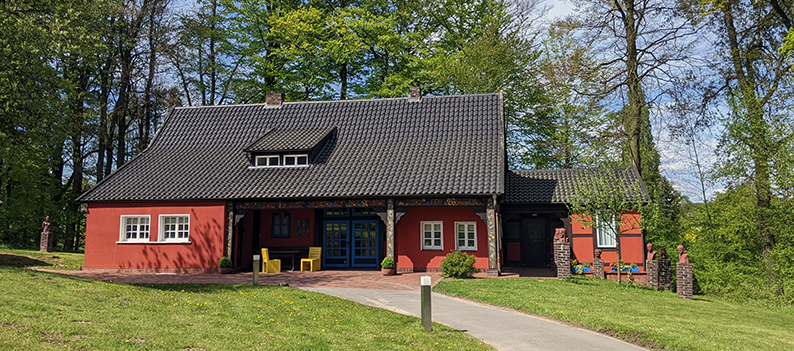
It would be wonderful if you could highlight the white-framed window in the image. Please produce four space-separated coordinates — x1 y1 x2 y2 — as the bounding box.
455 222 477 251
159 215 190 242
421 221 443 250
255 155 280 167
595 212 616 248
283 154 309 166
120 215 150 242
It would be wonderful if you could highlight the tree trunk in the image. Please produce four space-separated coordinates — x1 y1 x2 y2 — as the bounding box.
721 0 776 283
620 0 644 176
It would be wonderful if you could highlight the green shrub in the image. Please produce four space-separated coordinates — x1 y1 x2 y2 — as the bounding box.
218 256 232 268
380 257 395 269
440 250 477 278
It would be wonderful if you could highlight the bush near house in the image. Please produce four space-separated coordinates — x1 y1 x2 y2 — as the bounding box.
440 250 477 278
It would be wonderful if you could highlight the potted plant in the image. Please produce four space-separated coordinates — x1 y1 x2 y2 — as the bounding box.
219 256 233 274
582 262 592 273
380 257 396 276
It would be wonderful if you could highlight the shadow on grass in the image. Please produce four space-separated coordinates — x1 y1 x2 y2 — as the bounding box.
0 253 50 267
133 283 294 294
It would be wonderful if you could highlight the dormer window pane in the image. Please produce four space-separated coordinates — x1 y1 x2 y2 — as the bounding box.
256 157 267 166
284 156 296 166
267 156 279 166
255 155 280 167
297 156 308 165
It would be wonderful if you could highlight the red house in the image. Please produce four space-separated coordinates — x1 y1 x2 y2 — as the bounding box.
79 91 648 276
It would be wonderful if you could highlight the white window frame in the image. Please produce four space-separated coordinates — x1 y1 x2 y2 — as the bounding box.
595 212 617 248
420 221 444 251
254 155 280 167
454 221 477 251
159 214 191 243
119 215 151 242
283 154 309 167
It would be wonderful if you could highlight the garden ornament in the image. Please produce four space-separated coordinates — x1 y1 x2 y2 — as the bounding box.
594 249 602 259
658 247 668 259
646 242 656 261
677 244 689 264
553 228 568 243
42 216 51 233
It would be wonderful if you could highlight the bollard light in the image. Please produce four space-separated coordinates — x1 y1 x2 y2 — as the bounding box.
420 275 432 332
253 255 261 286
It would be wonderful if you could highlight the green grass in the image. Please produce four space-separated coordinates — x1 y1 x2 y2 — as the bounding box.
433 276 794 351
0 266 492 350
0 248 84 270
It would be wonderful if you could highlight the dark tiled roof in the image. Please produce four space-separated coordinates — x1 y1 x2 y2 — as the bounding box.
244 126 336 152
503 167 649 204
80 93 505 201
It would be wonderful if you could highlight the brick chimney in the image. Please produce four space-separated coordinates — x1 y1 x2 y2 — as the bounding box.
266 92 284 106
409 87 421 101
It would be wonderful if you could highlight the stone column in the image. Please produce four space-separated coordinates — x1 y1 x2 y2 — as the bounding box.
554 242 571 280
39 231 52 253
486 197 499 277
658 258 672 292
386 199 395 259
676 263 693 299
646 260 659 289
592 258 605 279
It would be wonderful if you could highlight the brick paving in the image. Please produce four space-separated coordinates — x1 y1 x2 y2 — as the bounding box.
39 269 445 291
38 267 555 291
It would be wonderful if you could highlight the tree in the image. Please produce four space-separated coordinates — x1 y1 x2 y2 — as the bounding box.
567 167 647 284
697 0 794 287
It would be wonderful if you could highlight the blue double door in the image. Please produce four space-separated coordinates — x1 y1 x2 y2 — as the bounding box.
322 209 380 268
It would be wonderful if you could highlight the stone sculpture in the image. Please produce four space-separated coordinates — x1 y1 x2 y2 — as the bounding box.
658 247 668 259
553 227 568 243
646 242 656 261
42 216 51 233
594 249 602 259
677 244 689 264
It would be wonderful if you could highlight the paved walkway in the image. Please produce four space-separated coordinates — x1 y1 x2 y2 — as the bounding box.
304 287 645 351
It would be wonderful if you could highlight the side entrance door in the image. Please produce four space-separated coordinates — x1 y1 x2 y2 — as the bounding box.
322 208 380 268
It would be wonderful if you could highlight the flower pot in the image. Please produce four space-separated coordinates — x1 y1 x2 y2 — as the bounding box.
584 267 591 273
381 268 396 276
219 268 232 274
631 267 639 272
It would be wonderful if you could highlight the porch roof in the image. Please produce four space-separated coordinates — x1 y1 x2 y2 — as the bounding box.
503 167 649 204
79 93 505 201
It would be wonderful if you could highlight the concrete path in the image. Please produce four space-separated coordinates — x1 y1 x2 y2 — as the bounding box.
302 287 645 351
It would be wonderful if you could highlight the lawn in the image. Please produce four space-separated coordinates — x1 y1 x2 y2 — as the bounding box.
433 276 794 351
0 248 84 270
0 251 492 350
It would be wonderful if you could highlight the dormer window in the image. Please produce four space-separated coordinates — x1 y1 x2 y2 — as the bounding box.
256 155 280 167
245 126 336 169
284 154 308 166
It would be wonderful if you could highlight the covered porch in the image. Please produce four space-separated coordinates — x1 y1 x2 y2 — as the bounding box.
222 197 501 275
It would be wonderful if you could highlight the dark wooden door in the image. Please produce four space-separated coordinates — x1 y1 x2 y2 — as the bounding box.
522 218 547 267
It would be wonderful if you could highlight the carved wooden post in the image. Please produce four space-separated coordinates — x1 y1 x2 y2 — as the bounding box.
386 199 395 259
486 197 498 277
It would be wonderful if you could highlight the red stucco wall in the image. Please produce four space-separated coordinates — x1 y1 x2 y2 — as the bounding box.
84 201 226 270
570 212 645 270
396 207 488 271
258 209 315 248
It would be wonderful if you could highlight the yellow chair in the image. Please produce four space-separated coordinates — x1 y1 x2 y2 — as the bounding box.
261 248 281 273
300 247 322 271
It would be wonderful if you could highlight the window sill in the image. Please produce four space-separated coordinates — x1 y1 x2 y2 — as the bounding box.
421 248 444 251
116 241 192 245
457 248 477 251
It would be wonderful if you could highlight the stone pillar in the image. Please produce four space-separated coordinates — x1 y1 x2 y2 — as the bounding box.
39 231 53 253
592 258 605 279
658 258 672 292
646 260 659 289
676 263 693 299
486 197 499 277
554 242 571 280
386 199 395 259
